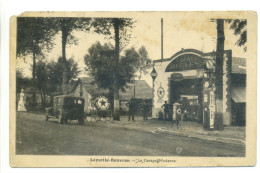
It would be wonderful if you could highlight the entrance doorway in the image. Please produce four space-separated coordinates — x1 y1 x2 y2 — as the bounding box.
169 78 203 122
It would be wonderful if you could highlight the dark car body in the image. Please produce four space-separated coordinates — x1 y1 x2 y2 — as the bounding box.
45 95 85 124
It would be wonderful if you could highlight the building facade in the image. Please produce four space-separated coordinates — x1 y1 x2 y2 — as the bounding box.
152 49 246 128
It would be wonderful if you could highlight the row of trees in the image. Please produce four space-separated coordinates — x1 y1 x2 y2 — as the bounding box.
17 17 151 115
17 16 246 118
17 57 79 106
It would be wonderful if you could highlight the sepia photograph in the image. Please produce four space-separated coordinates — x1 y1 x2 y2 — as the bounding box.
9 11 257 167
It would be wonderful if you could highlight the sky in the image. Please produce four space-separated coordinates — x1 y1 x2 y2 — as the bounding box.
16 14 247 87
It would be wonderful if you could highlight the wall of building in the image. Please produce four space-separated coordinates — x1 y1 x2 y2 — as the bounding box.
72 83 95 114
152 61 171 118
152 50 233 127
152 60 204 118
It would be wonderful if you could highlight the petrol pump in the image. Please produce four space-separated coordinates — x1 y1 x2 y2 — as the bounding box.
203 59 216 130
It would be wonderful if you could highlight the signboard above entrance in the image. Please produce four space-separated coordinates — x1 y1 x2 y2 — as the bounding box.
171 73 183 81
165 54 205 72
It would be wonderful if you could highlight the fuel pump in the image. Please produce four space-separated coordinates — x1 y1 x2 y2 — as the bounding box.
203 59 216 130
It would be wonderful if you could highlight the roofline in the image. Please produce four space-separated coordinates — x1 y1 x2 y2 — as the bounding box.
153 49 236 64
153 49 204 63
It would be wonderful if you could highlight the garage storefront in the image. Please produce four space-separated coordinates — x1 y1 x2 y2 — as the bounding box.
151 49 246 128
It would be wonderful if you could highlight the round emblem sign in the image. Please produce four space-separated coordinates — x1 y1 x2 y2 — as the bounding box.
157 87 165 99
95 96 110 110
204 81 209 88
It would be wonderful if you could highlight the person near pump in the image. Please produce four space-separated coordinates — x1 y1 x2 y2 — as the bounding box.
128 99 135 121
171 102 182 129
176 108 182 129
143 100 148 120
161 101 169 120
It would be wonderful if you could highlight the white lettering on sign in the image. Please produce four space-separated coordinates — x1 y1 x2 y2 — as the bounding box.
223 53 229 113
209 90 215 129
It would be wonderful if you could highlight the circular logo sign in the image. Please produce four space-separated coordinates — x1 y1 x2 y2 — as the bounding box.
157 87 165 99
95 96 110 110
204 81 209 88
177 109 181 115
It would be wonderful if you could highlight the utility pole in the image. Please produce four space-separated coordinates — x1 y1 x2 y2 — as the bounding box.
215 19 225 130
113 18 120 120
161 18 164 60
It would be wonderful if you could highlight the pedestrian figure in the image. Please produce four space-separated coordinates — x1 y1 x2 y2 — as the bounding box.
171 102 182 129
128 99 135 121
161 101 169 120
143 100 148 120
176 111 182 129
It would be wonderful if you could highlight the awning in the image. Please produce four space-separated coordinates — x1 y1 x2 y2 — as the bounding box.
231 87 246 103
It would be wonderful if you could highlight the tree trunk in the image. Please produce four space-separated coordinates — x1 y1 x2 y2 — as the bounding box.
61 23 68 95
109 87 114 111
40 91 45 108
32 51 37 106
113 19 120 120
215 19 225 130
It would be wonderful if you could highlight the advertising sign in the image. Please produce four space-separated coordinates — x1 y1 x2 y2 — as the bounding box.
165 54 205 72
171 73 183 81
95 96 110 110
209 91 216 129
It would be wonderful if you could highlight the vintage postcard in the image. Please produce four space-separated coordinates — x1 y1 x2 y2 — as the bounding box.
10 11 257 167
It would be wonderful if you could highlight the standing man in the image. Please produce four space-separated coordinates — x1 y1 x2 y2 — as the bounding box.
143 100 148 120
161 101 169 120
171 102 182 129
128 98 135 121
176 109 182 129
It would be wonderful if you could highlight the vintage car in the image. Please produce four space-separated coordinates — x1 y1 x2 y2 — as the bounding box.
45 95 85 124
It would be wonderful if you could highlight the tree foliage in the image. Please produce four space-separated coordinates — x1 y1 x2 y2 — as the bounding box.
84 42 151 92
91 18 135 114
17 17 57 103
84 42 115 90
17 17 56 58
227 19 247 52
92 18 135 51
16 68 32 93
48 17 91 93
34 57 80 104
